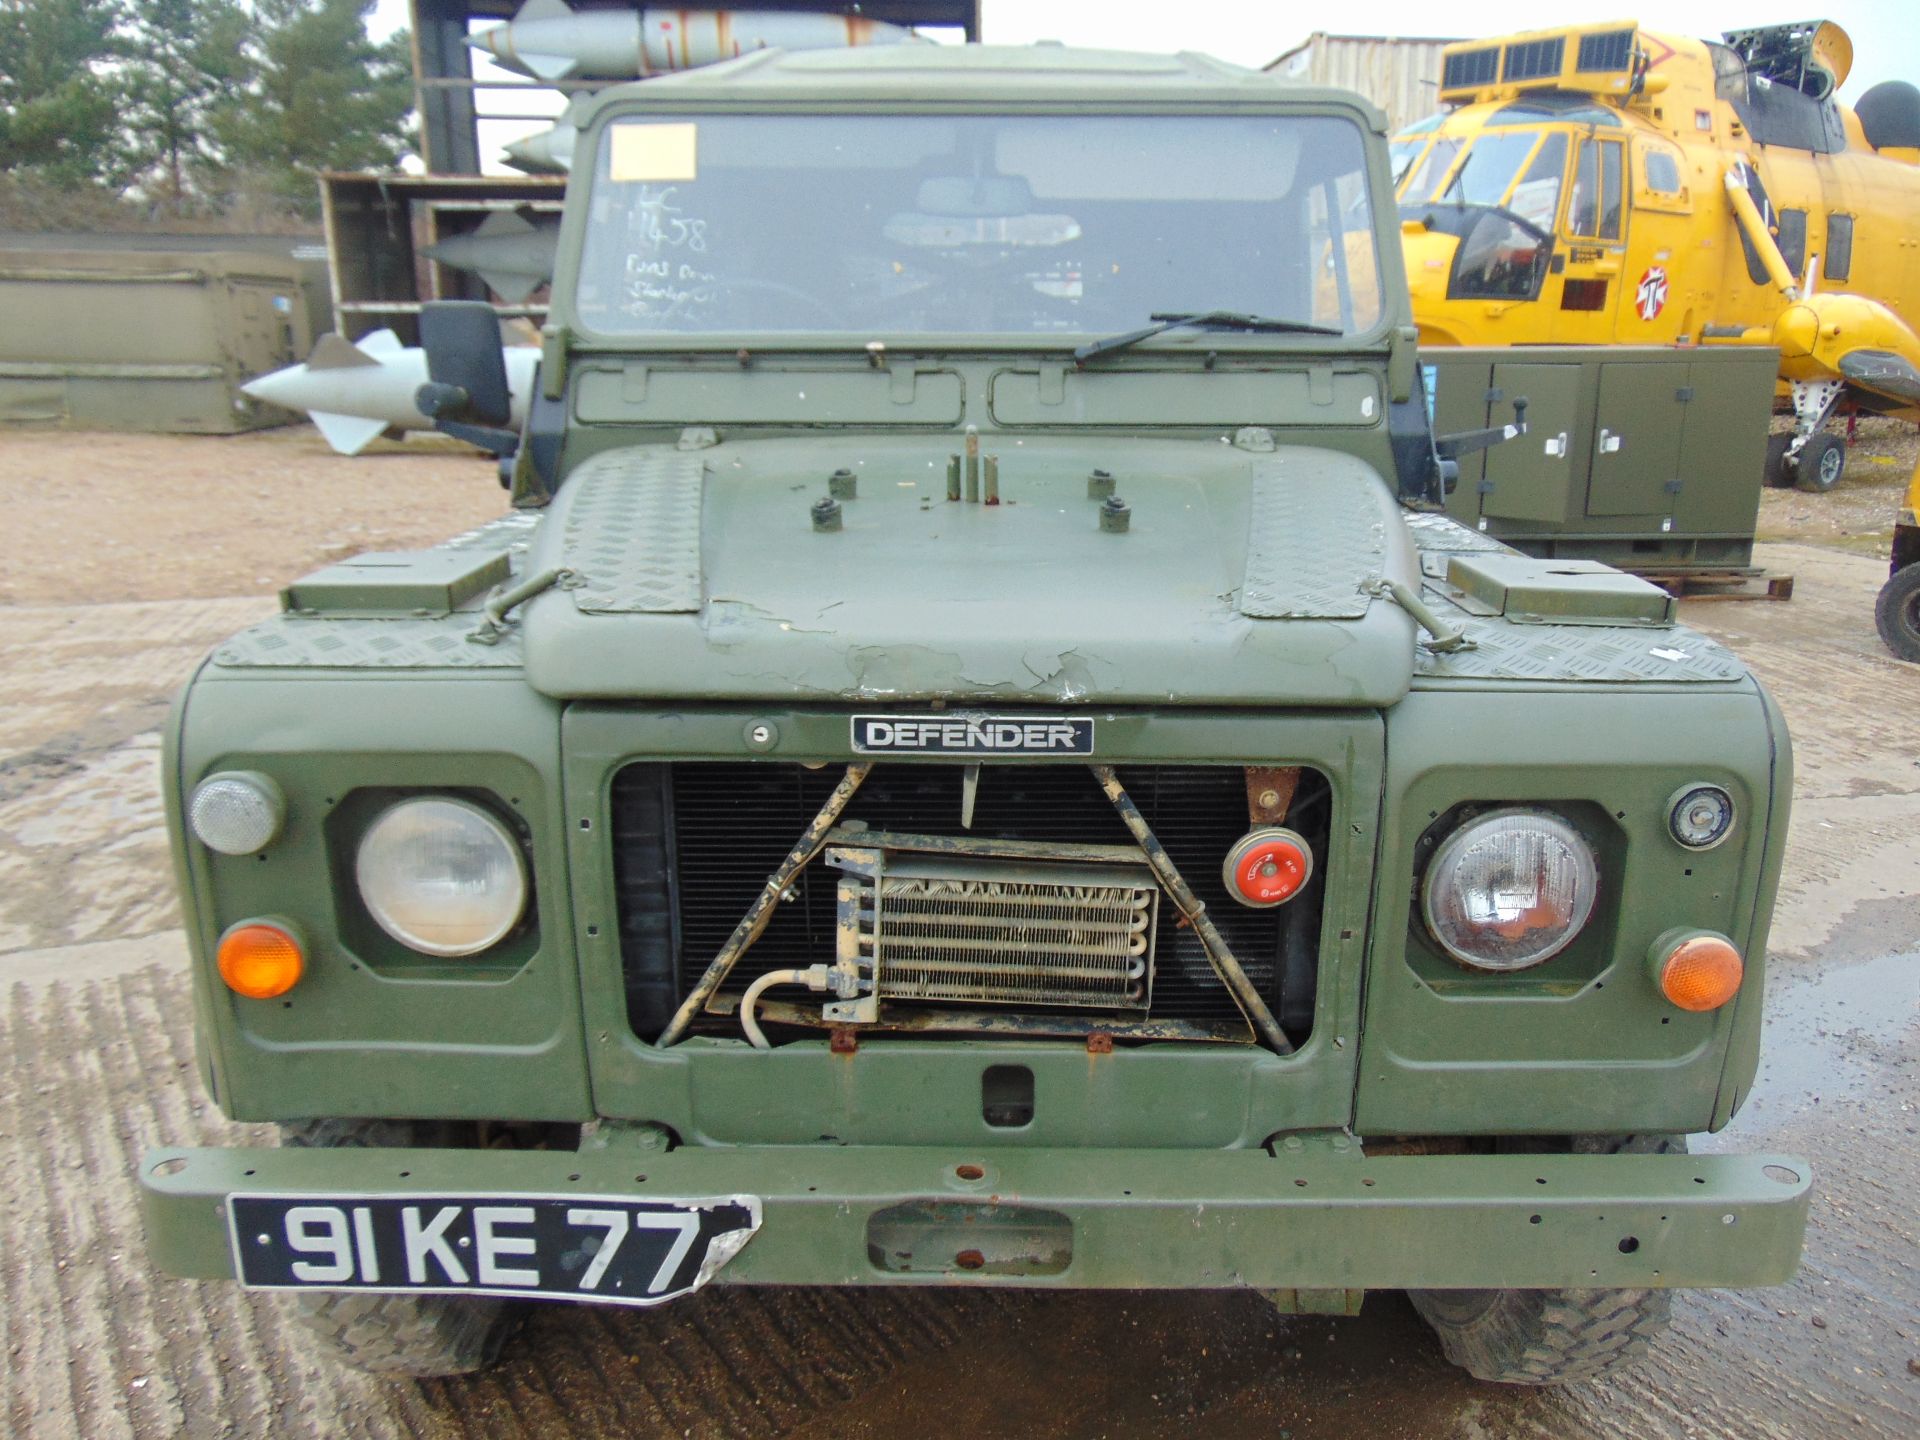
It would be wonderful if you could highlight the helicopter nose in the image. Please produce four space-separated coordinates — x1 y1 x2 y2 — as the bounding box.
1775 302 1819 359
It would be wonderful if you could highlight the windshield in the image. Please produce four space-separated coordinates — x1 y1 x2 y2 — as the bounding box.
1397 125 1569 234
575 113 1384 338
1389 137 1427 187
1434 131 1539 206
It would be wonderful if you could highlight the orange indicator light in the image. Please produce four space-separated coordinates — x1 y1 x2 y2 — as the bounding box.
217 922 305 1000
1656 932 1744 1012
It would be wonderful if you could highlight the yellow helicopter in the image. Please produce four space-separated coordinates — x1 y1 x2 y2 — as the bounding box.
1393 18 1920 498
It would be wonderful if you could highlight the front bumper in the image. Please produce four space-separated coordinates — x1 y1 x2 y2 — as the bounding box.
142 1141 1811 1292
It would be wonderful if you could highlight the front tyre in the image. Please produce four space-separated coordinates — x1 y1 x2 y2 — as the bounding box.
1790 431 1846 493
1762 433 1794 488
1409 1135 1681 1385
1875 564 1920 662
277 1119 519 1376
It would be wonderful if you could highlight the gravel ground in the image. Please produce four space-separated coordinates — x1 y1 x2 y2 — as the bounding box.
0 427 505 607
2 420 1916 1440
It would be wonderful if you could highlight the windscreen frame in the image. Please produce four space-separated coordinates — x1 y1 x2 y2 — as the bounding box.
552 98 1408 355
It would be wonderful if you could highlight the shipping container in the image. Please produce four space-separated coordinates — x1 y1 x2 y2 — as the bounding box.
1265 32 1458 133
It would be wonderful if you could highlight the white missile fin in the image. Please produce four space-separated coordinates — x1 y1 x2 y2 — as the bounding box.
355 328 405 356
481 270 542 304
307 333 379 370
516 50 582 83
515 0 576 22
308 411 392 456
474 207 539 240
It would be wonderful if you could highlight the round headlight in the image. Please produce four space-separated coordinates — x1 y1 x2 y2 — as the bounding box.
1421 808 1599 971
1668 784 1735 850
189 772 285 855
356 798 528 957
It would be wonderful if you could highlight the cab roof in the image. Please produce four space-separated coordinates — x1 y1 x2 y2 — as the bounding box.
583 42 1387 129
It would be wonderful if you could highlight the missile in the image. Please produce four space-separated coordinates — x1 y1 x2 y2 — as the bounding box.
242 328 540 457
421 209 561 302
503 111 582 174
468 0 916 84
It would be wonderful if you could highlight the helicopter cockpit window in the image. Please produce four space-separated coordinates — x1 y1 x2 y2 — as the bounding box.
1567 138 1623 240
1390 137 1427 188
1447 210 1550 302
1508 133 1567 231
1403 136 1465 202
1435 131 1539 207
573 113 1385 339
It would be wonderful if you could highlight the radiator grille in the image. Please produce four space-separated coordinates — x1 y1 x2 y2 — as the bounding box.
609 761 1330 1038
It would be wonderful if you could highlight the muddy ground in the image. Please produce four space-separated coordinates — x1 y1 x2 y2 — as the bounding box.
2 423 1916 1439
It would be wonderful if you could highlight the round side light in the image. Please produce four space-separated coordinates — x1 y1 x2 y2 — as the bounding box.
189 772 286 855
1668 784 1735 850
1651 930 1744 1012
217 921 305 999
1222 827 1314 908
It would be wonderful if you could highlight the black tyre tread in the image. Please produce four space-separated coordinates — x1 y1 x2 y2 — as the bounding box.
1410 1133 1684 1385
1762 433 1794 488
1875 565 1920 662
1411 1285 1673 1385
276 1119 520 1377
290 1289 513 1377
1791 432 1846 493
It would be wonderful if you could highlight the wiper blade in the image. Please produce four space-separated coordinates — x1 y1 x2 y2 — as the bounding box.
1072 309 1342 363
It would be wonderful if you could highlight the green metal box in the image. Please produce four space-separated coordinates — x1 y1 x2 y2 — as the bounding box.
0 245 327 433
1425 345 1779 573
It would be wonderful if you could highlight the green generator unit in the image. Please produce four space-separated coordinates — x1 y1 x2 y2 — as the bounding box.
1424 345 1779 576
0 244 328 434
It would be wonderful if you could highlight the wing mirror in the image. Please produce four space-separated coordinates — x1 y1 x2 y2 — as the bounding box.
416 301 519 457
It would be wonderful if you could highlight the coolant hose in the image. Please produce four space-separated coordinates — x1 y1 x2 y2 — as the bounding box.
740 968 821 1050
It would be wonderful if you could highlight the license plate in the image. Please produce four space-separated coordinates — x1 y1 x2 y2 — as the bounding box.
228 1192 761 1307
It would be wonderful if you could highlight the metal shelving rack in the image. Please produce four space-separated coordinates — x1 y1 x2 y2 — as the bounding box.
322 1 981 340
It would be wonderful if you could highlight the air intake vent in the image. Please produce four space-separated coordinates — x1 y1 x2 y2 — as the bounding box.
1503 37 1566 83
1577 29 1636 73
1443 47 1500 90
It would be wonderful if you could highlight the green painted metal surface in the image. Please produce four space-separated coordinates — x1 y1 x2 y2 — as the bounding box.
281 550 511 617
142 41 1807 1305
141 1141 1810 1291
0 246 328 433
1425 345 1778 571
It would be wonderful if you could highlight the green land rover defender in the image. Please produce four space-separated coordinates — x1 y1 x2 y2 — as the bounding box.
141 44 1809 1385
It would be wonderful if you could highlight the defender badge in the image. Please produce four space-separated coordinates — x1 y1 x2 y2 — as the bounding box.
851 714 1094 756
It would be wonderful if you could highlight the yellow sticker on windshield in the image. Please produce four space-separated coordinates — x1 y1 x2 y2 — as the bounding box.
609 123 698 182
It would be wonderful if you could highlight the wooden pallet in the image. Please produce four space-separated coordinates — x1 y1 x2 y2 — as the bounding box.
1638 569 1795 601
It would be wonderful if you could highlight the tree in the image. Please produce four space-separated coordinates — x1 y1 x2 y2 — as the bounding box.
120 0 251 215
0 0 128 188
213 0 415 214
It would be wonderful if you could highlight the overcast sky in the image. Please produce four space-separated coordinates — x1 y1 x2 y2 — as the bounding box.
368 1 1920 165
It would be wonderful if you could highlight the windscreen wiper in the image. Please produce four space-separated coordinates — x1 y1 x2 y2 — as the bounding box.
1073 310 1342 364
